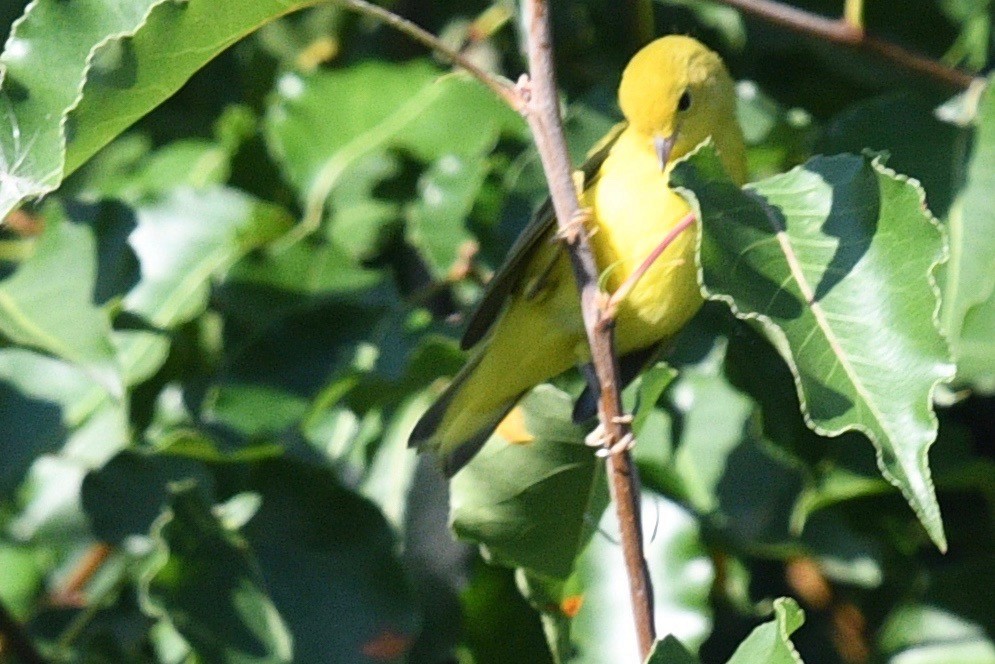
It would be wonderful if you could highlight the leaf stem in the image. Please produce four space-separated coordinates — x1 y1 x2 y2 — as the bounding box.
714 0 978 90
521 1 656 659
0 597 45 664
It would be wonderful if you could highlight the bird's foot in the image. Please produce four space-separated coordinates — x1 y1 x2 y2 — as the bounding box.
586 415 635 457
556 207 594 244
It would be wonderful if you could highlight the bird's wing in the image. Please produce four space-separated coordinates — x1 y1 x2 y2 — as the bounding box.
460 121 627 350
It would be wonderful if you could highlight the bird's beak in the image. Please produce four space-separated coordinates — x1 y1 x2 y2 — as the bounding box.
654 134 677 172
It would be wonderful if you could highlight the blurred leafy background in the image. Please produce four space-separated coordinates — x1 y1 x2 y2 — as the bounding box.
0 0 993 662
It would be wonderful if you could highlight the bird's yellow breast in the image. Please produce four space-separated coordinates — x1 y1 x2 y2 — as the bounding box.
586 129 703 352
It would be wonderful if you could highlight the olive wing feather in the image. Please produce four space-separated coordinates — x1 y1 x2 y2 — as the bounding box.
460 121 627 350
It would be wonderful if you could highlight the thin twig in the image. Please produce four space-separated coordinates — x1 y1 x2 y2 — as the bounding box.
274 0 522 248
0 598 45 664
521 1 656 659
608 213 696 314
49 543 113 608
714 0 978 90
337 0 521 110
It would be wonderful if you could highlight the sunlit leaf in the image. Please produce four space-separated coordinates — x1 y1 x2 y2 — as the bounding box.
726 597 805 664
942 78 995 389
0 204 120 392
673 144 954 550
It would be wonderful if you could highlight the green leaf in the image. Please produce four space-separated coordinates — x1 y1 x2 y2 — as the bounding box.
817 93 964 218
82 450 213 545
646 635 700 664
241 459 419 663
0 204 120 392
726 597 805 664
450 386 609 580
125 186 293 328
673 144 954 550
955 290 995 390
0 544 42 618
521 493 714 663
0 348 129 497
942 79 995 388
878 605 995 664
265 62 525 274
0 0 334 220
142 483 294 664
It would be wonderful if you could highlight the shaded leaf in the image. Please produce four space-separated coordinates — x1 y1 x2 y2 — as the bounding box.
450 386 609 579
0 348 128 497
242 459 419 664
142 484 293 664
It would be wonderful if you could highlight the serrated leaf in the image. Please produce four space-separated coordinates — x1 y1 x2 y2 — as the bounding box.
450 386 609 579
818 93 964 218
673 144 954 550
0 204 120 392
726 597 805 664
142 484 293 664
0 0 338 220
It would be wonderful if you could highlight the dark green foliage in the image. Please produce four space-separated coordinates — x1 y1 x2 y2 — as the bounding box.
0 2 993 663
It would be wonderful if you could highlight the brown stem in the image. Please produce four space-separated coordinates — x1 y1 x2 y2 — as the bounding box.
521 0 656 658
49 543 114 608
0 598 45 664
331 0 657 654
336 0 521 109
714 0 978 90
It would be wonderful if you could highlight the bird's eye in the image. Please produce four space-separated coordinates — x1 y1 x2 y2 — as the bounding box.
677 90 692 112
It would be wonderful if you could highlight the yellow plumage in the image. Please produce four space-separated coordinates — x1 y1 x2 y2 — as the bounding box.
410 36 747 475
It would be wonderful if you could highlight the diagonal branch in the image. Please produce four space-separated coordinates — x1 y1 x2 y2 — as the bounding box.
521 1 656 659
334 0 658 657
715 0 979 90
335 0 522 110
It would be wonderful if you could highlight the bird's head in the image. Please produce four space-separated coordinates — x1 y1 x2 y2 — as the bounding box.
618 35 739 172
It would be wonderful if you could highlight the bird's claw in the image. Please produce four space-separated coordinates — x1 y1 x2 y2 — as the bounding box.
515 74 532 103
556 207 594 244
585 419 635 457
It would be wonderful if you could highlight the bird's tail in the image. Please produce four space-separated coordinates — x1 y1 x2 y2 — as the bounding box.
408 344 522 477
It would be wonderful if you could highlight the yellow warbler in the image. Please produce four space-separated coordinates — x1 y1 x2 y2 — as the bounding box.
410 36 747 475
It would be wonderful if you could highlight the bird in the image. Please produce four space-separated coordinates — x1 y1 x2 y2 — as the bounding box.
409 35 747 476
